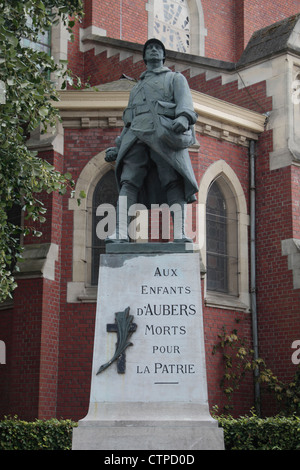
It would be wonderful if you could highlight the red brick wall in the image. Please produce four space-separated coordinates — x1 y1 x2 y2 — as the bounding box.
189 72 272 114
38 150 63 418
199 135 253 416
243 0 300 53
4 278 61 420
83 48 145 86
56 304 96 420
74 0 300 66
4 279 43 419
67 0 300 76
194 0 299 62
202 0 237 62
67 23 85 88
230 0 300 61
66 0 300 92
254 132 300 415
82 0 148 43
80 0 238 61
56 127 118 420
235 0 245 61
0 149 64 420
38 278 61 418
204 303 254 417
291 165 300 238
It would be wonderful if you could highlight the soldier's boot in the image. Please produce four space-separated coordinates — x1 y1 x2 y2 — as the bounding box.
171 202 193 243
106 183 138 243
167 184 193 243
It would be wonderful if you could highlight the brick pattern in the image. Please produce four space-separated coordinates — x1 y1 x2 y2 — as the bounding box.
243 0 300 52
83 0 148 43
77 0 300 63
254 133 300 415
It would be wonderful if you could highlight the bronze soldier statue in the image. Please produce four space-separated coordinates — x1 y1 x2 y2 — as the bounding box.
105 38 199 243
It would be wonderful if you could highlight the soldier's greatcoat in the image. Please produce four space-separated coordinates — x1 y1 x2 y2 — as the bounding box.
114 66 199 207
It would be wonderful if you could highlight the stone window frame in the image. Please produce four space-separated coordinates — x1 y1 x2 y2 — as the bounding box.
198 160 250 312
91 169 118 286
67 151 114 303
146 0 207 56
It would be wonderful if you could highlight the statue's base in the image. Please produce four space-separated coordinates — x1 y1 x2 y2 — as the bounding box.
105 241 207 274
72 243 223 450
72 409 224 450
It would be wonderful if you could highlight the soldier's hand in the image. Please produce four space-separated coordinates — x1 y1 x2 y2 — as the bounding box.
172 116 189 134
105 147 118 162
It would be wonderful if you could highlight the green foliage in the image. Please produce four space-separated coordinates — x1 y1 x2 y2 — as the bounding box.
2 415 300 451
0 416 77 450
0 0 84 302
212 322 254 408
213 321 300 415
215 411 300 450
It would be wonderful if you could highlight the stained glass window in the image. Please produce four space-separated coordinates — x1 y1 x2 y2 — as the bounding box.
206 180 239 295
153 0 190 53
206 181 228 292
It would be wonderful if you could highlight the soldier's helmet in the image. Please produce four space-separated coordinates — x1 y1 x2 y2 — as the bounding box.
143 38 166 63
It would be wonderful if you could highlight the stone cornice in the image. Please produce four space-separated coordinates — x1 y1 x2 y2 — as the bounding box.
54 88 266 146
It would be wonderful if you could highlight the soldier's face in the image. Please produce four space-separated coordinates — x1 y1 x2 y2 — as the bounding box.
144 43 165 63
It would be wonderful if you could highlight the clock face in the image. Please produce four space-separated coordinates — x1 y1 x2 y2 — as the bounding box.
153 0 190 53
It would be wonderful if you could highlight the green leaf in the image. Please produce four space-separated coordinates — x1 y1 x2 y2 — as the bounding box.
38 106 49 117
7 34 18 48
0 0 84 303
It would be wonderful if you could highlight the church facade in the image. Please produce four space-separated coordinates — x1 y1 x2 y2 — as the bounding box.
1 0 300 420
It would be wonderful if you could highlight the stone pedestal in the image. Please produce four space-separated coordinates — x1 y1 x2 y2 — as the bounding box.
72 244 224 450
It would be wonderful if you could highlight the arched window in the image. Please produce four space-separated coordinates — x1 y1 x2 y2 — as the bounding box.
206 178 238 296
147 0 207 55
198 160 250 311
91 170 118 285
67 150 118 303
